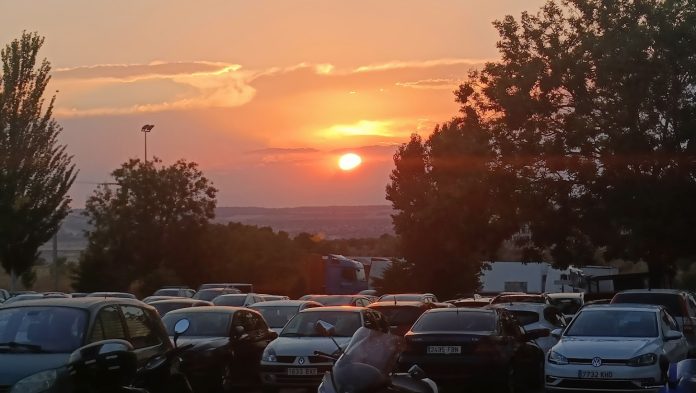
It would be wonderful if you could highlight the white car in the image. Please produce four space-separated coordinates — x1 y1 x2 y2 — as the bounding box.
489 302 566 353
259 306 389 392
547 292 584 322
546 304 688 392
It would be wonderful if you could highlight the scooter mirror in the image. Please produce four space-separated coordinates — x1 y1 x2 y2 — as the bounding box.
408 365 426 381
315 320 336 337
173 318 191 347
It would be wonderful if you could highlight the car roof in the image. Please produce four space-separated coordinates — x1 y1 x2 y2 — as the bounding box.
249 300 319 307
582 303 663 312
149 299 209 305
426 307 496 314
616 289 686 295
215 293 251 297
546 292 583 299
368 301 428 308
488 302 550 312
0 297 149 311
165 306 246 315
300 306 365 313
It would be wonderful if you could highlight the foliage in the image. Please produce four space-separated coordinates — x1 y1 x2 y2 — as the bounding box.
370 258 416 295
455 0 696 285
74 158 217 295
0 32 76 279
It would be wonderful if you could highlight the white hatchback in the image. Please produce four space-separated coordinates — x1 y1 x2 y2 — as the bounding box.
546 304 688 392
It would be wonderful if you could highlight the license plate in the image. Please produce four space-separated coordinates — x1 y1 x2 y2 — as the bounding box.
578 370 613 379
288 368 318 376
427 345 461 354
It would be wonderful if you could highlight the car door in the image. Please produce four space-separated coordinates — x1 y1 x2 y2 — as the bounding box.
661 310 688 361
119 304 168 366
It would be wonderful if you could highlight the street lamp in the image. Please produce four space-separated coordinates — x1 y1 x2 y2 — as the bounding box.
141 124 155 162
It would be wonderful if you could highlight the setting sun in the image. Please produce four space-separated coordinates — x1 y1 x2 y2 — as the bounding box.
338 153 362 171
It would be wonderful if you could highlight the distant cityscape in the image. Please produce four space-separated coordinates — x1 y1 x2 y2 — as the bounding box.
39 205 395 263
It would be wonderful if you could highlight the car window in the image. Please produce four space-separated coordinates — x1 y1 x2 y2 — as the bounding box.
566 310 658 337
120 305 162 349
612 293 684 317
411 311 495 333
0 307 88 352
508 310 539 326
90 305 127 342
341 268 357 281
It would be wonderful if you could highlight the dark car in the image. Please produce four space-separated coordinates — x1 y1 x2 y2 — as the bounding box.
1 292 70 306
490 293 550 305
311 295 373 307
0 297 174 392
367 301 434 336
198 283 254 293
193 288 241 302
86 292 137 299
212 293 266 308
249 300 323 334
149 299 212 316
162 306 278 392
378 293 439 304
152 287 196 298
398 307 548 391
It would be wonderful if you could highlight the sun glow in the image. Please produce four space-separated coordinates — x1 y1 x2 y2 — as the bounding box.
338 153 362 171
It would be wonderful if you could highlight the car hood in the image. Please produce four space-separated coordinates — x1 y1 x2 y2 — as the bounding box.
267 336 351 356
176 336 230 351
0 353 70 385
554 336 661 359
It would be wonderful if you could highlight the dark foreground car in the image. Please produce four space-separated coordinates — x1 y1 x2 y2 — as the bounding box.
162 306 278 392
367 301 433 336
0 297 179 393
398 308 548 391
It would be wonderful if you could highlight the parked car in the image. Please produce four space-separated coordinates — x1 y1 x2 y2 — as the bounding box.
152 287 196 298
198 283 254 293
162 306 277 392
311 295 373 307
367 301 434 336
149 299 212 316
547 292 584 320
249 300 323 334
86 292 137 299
193 288 241 302
546 304 688 392
490 292 550 305
212 293 266 307
398 307 548 391
488 302 566 353
1 292 69 306
0 297 181 392
260 294 291 302
142 295 183 304
259 306 389 392
447 297 492 308
611 289 696 356
378 293 438 304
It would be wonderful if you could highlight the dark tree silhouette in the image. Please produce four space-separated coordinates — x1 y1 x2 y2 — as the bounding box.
0 32 76 284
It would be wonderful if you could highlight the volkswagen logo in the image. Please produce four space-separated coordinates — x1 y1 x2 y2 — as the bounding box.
591 357 602 367
298 357 305 365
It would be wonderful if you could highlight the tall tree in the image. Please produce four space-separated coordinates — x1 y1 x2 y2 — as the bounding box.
0 32 76 284
73 158 216 295
457 0 696 284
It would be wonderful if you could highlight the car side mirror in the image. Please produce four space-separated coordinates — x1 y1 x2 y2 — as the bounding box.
551 328 563 339
315 320 336 337
524 328 551 341
68 339 136 388
269 331 279 340
665 330 684 342
173 318 190 347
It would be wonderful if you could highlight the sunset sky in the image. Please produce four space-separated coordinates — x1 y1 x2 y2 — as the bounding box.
1 0 544 207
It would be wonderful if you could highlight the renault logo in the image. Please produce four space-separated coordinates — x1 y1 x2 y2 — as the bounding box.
298 357 305 365
592 357 602 367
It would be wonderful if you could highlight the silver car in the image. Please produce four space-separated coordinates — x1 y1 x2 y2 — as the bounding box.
259 306 388 392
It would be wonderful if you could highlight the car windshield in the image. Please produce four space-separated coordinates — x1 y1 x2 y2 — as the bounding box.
371 306 424 326
565 310 658 337
194 290 225 301
162 312 231 337
314 296 354 306
411 311 495 333
508 310 539 326
282 311 362 337
153 289 180 296
0 307 88 353
213 295 246 307
251 305 300 328
549 298 582 315
612 293 684 317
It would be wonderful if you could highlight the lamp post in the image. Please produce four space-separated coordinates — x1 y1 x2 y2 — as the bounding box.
141 124 155 162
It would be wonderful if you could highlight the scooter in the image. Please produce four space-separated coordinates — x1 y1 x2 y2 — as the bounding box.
69 319 194 393
315 321 438 393
660 359 696 392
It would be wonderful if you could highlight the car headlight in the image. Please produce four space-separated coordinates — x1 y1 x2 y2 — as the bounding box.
11 369 57 393
548 350 569 365
627 353 657 367
263 348 277 362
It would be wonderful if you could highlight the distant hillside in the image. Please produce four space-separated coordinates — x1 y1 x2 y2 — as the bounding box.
40 205 395 261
